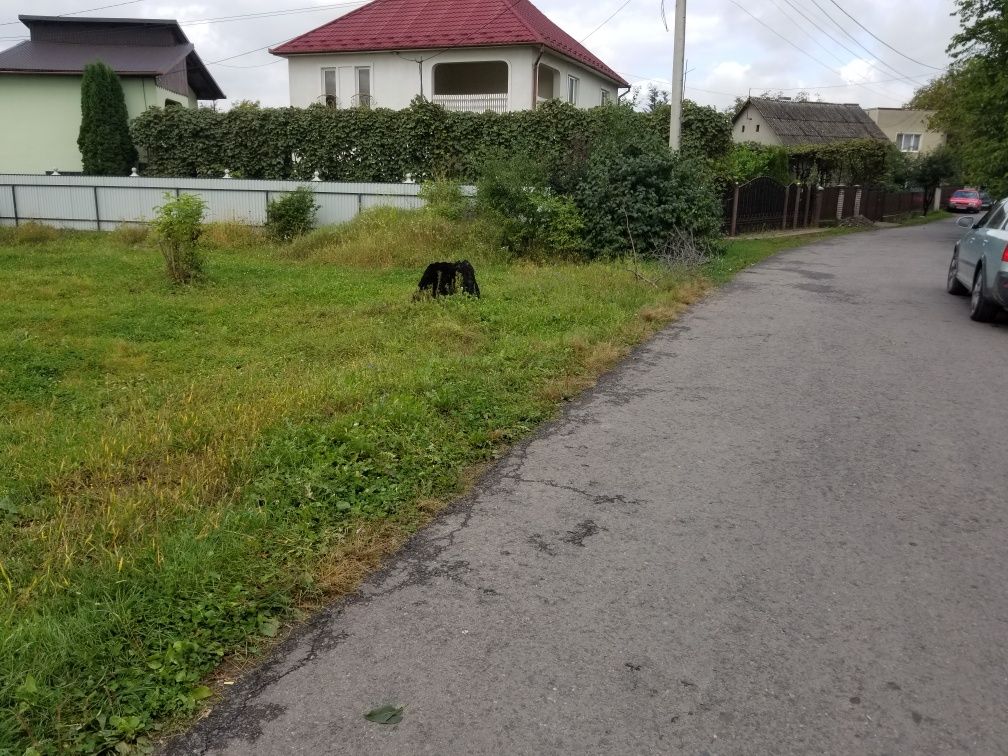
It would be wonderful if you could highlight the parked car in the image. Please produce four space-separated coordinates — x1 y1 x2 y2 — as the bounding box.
980 191 994 210
947 188 984 213
947 198 1008 321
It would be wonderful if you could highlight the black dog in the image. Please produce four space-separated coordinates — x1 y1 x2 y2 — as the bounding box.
415 260 480 299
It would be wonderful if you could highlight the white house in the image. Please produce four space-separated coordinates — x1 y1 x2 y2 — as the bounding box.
269 0 629 113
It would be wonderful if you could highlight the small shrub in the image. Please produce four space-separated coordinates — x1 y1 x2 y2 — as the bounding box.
151 192 206 283
110 223 149 246
266 187 319 242
202 220 267 249
418 178 470 220
0 222 61 245
574 146 724 259
477 155 583 258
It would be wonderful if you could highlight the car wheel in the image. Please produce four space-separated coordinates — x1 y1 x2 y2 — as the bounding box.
947 249 969 295
970 265 1001 322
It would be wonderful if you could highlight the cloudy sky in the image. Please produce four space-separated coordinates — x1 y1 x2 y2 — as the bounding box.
0 0 959 110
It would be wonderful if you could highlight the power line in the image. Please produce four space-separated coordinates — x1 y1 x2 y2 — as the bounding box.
726 0 892 99
580 0 635 43
776 0 911 85
0 0 142 26
804 0 912 79
180 2 366 27
765 0 847 67
826 0 944 70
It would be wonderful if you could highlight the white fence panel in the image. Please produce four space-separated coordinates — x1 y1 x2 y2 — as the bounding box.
13 185 95 228
0 175 448 230
97 186 167 225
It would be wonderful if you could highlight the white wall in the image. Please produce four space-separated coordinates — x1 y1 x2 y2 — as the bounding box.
284 45 618 111
731 104 781 146
538 51 618 108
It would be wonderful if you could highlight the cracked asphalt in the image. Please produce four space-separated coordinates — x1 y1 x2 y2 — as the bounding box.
165 220 1008 755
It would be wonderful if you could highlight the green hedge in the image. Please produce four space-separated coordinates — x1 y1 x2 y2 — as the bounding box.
130 98 730 182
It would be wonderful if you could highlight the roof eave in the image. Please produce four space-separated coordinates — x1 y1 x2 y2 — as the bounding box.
270 41 628 87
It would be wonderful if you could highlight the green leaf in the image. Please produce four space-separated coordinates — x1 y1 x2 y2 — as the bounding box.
258 617 280 637
191 685 213 701
15 674 38 699
364 704 403 724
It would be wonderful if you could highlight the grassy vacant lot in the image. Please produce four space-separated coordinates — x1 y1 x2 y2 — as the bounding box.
0 209 886 753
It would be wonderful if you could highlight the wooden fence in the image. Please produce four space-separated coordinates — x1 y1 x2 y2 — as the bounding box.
724 178 930 236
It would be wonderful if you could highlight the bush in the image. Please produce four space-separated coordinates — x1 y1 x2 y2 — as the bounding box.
419 178 470 220
720 142 790 184
475 155 583 258
266 187 319 242
151 193 206 283
574 146 724 259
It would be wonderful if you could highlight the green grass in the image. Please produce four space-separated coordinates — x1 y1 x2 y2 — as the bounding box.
0 210 861 753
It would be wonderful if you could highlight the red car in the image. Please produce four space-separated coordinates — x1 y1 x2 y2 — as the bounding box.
948 188 984 213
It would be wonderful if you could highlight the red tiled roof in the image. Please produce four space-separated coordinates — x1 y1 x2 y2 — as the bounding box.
270 0 628 86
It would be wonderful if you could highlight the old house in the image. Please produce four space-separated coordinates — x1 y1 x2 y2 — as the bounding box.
270 0 629 113
732 97 888 147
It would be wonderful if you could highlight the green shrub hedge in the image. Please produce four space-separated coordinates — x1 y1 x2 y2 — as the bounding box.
130 98 730 182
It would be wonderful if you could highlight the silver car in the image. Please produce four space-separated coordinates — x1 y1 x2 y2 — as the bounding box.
947 199 1008 321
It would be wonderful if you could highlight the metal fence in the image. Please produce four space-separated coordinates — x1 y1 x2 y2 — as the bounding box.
724 177 934 236
0 174 429 230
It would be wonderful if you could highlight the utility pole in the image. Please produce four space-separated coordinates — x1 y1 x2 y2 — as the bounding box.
668 0 687 150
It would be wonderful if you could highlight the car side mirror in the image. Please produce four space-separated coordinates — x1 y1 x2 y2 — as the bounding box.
957 216 975 228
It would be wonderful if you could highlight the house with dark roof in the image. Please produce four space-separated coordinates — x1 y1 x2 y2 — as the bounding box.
0 16 224 174
270 0 629 113
732 97 888 147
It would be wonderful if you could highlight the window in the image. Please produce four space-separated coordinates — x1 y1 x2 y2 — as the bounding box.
981 203 1006 229
897 132 921 152
755 124 760 132
567 75 579 105
355 66 371 107
741 124 745 133
322 68 338 106
600 89 611 105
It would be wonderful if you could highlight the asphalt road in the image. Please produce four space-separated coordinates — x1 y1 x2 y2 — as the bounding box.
168 219 1008 755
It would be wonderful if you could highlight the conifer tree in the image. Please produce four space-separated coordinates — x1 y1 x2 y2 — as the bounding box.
77 61 138 175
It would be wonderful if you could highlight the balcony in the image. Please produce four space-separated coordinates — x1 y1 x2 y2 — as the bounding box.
432 61 509 114
432 93 508 114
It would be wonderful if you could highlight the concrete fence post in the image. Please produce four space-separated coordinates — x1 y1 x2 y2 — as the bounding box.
781 184 791 230
792 184 802 229
836 186 845 220
853 185 862 217
813 185 824 227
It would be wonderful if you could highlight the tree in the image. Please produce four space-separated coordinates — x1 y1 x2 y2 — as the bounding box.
915 0 1008 194
78 61 138 175
908 146 959 214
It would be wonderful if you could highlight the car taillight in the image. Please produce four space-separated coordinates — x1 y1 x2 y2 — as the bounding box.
1002 244 1008 263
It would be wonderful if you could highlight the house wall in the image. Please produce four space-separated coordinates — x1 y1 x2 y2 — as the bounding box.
0 74 195 174
538 51 618 107
731 103 781 146
865 108 945 154
284 46 619 110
